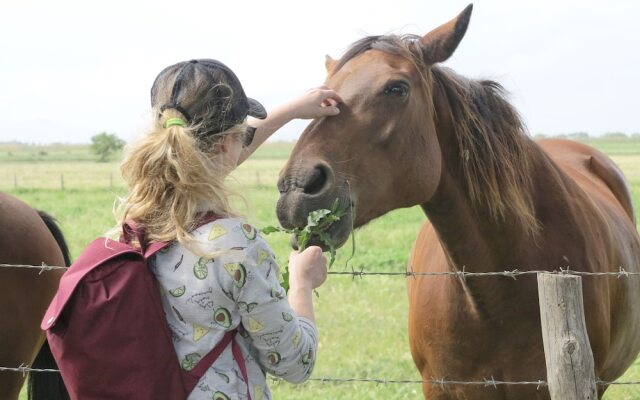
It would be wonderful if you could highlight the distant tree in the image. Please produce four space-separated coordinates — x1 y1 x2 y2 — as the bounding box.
602 132 628 139
90 132 125 162
568 132 590 140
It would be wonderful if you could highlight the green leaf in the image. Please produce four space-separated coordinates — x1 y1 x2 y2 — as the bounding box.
307 209 331 228
261 226 285 235
330 198 340 213
280 265 290 292
317 230 337 268
259 198 353 285
298 230 310 250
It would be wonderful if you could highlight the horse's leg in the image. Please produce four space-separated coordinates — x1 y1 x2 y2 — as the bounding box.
0 270 51 400
29 340 69 400
27 211 70 400
0 374 24 400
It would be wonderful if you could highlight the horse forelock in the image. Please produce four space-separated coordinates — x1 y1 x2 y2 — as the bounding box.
333 34 539 235
333 34 426 75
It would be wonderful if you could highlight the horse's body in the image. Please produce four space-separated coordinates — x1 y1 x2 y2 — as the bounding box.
275 6 640 399
409 138 640 399
0 192 69 399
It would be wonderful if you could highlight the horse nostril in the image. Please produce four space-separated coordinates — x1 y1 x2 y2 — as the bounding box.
277 176 286 194
303 165 329 195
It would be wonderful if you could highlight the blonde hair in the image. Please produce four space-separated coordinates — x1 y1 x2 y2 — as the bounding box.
114 108 245 246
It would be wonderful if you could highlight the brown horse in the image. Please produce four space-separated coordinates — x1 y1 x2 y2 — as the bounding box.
276 5 640 399
0 192 70 399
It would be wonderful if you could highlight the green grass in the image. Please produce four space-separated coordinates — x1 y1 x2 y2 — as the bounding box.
249 141 300 160
582 138 640 156
8 139 640 399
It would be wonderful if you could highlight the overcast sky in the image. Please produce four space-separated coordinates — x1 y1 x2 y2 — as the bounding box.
1 0 638 144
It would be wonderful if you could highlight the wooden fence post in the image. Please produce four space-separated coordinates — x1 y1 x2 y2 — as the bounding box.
537 273 597 400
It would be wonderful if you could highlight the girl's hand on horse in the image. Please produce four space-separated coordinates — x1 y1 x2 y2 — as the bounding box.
286 86 343 120
288 246 328 291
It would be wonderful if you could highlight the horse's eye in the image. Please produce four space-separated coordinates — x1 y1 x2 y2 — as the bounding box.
383 82 409 97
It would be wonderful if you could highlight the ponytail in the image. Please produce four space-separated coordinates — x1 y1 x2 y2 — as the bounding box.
114 108 244 246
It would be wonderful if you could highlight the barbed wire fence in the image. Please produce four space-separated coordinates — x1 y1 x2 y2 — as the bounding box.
2 262 640 397
3 364 640 388
4 262 640 278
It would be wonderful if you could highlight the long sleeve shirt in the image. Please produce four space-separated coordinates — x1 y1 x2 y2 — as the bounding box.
151 217 318 400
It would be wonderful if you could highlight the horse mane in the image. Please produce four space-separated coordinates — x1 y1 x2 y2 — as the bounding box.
335 34 540 235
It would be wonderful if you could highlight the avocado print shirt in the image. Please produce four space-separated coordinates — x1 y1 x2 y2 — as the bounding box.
151 218 318 400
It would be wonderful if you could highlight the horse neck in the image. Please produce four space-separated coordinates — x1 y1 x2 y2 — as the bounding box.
421 76 540 274
422 172 528 273
420 161 546 318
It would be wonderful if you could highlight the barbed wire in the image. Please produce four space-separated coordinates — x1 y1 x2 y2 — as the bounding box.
3 366 639 388
3 262 640 280
299 377 640 387
289 377 549 388
328 266 640 280
0 263 67 273
0 365 61 377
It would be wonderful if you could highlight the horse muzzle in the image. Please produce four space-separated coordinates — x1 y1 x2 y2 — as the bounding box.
276 160 353 251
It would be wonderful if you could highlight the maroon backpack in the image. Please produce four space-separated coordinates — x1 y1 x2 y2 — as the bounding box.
41 217 251 399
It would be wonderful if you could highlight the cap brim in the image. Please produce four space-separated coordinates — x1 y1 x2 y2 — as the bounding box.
247 98 267 119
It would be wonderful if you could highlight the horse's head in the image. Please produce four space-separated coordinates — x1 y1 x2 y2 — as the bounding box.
277 5 473 249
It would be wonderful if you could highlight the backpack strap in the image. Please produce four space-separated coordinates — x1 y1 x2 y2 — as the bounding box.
232 336 252 400
195 211 220 227
121 220 146 250
123 212 222 255
182 330 251 399
187 330 237 381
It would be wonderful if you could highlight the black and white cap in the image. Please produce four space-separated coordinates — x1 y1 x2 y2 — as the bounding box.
151 59 267 136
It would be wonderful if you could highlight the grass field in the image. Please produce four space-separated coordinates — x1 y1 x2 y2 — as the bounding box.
3 138 640 399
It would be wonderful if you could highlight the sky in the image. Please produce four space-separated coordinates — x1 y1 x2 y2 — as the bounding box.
1 0 638 144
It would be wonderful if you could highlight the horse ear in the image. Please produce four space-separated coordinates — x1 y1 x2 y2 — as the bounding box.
419 4 473 65
325 55 338 73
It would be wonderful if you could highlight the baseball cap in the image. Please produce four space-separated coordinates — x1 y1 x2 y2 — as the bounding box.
150 59 267 137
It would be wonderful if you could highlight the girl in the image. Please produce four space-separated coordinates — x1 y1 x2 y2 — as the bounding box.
117 59 341 399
